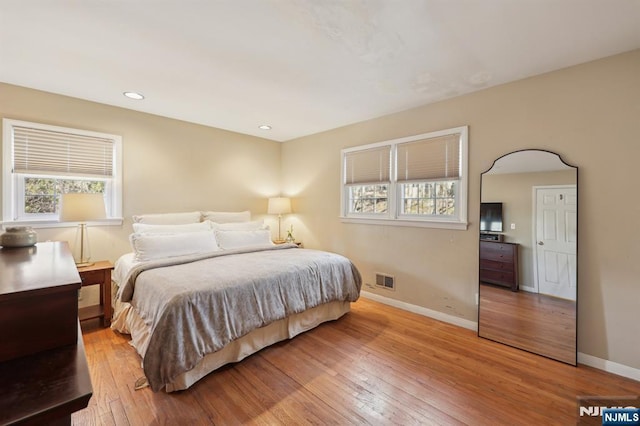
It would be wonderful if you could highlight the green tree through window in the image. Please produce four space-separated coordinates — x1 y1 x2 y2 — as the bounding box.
24 178 105 214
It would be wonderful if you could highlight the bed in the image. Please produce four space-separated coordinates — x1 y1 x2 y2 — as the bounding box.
111 211 362 392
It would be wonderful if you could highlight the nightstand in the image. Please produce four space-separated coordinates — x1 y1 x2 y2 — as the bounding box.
77 260 114 327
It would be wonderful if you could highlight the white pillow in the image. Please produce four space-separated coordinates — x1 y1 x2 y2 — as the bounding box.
210 220 267 231
215 229 273 250
130 230 219 261
202 211 251 223
132 221 212 234
132 211 202 224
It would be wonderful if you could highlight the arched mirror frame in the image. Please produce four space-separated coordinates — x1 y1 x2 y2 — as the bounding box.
477 149 578 366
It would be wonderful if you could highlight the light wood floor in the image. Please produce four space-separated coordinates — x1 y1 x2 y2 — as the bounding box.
479 283 577 364
73 298 639 425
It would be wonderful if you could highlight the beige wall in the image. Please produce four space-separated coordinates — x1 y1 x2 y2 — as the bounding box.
0 83 282 288
482 170 576 288
282 49 640 370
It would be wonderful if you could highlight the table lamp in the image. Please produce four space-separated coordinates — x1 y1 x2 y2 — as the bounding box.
60 193 106 267
267 197 291 243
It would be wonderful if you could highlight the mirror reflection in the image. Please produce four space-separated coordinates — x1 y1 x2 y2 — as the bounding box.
478 150 577 365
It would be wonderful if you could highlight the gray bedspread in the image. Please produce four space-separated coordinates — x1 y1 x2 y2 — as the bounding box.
120 244 361 391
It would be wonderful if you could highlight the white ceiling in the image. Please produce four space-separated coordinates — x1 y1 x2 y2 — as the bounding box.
1 1 639 142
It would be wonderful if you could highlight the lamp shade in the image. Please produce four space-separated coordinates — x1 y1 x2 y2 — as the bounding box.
59 193 107 222
267 197 291 215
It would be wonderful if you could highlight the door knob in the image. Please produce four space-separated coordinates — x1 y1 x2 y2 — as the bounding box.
538 241 544 245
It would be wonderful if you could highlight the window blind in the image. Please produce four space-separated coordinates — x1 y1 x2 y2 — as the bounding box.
344 146 391 185
12 126 115 178
397 133 460 182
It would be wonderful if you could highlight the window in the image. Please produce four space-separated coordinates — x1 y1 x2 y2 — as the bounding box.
341 126 468 229
344 145 391 216
2 119 123 226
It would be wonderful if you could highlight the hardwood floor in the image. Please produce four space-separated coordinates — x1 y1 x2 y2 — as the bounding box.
73 298 639 425
479 283 576 364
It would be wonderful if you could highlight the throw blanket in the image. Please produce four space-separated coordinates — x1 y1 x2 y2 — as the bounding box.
121 245 361 391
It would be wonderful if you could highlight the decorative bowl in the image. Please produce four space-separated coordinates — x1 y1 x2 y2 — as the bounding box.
0 226 38 248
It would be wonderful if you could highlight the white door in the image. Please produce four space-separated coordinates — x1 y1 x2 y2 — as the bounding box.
535 186 577 300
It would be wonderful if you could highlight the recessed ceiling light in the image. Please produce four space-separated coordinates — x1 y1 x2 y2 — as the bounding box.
123 91 144 100
258 125 272 130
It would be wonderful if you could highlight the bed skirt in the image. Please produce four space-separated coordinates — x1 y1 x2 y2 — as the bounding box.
112 299 351 392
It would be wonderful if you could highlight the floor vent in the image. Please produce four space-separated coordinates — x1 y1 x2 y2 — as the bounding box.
375 273 395 290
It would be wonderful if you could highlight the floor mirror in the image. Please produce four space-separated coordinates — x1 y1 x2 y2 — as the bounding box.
478 149 577 365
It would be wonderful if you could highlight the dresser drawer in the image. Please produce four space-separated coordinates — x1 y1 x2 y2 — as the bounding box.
480 241 515 262
480 269 516 286
80 269 105 286
480 259 514 272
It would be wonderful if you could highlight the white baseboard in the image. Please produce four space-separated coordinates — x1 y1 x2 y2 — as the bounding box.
360 291 477 331
360 291 640 383
578 352 640 382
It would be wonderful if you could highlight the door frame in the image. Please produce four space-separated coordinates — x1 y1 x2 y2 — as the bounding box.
531 184 577 295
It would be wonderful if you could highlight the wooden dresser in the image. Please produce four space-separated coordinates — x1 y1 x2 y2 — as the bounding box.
0 241 93 425
479 240 519 291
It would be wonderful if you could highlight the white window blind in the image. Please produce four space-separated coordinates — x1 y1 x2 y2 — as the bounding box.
396 133 460 182
13 126 115 178
344 146 391 185
340 125 468 229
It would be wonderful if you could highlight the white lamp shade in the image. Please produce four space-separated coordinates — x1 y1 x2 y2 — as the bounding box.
59 193 107 222
267 197 291 215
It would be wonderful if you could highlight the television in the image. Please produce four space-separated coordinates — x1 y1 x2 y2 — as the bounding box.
480 202 503 232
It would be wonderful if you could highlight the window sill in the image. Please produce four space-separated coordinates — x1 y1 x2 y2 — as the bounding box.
1 218 124 229
339 216 468 230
